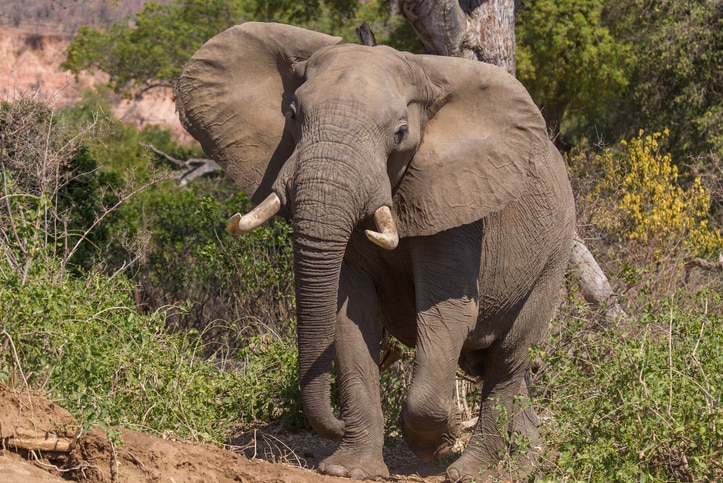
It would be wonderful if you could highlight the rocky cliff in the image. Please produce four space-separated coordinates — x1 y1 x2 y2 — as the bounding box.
0 26 187 141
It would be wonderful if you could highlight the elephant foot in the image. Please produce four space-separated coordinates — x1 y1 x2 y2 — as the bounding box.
445 466 502 483
402 423 458 461
401 406 461 461
446 462 537 483
444 435 541 482
318 447 389 480
444 446 502 483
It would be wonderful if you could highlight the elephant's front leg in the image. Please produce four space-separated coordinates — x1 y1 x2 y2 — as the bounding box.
401 226 482 461
317 263 389 480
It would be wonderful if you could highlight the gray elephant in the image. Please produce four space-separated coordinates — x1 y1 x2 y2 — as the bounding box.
175 22 575 482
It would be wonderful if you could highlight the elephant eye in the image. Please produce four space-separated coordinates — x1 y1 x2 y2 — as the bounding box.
285 102 297 120
393 124 408 146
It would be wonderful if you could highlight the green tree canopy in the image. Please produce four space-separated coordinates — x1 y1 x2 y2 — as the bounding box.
516 0 722 168
62 0 418 97
63 0 253 95
515 0 630 145
610 0 723 164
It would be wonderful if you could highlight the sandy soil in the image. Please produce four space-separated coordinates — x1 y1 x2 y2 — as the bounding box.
0 384 448 482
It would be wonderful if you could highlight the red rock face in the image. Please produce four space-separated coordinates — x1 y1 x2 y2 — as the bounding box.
0 26 191 143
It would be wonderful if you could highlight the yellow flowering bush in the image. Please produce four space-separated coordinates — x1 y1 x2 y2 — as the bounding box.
569 130 722 261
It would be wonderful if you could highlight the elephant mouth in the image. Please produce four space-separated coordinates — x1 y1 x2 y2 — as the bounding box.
227 192 399 250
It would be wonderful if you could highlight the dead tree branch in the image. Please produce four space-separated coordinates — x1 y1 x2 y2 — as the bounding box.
685 255 723 282
569 233 628 319
141 142 221 186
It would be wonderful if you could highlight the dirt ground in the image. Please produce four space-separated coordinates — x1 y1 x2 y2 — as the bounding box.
0 383 447 482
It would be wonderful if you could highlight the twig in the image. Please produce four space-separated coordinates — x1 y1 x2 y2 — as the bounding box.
667 308 674 418
2 165 26 259
141 142 188 168
109 436 119 483
58 175 166 280
137 82 173 97
257 431 306 467
357 23 377 46
2 330 30 392
127 451 149 472
456 370 482 384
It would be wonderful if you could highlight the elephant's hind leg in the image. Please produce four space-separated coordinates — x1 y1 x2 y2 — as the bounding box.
318 264 389 480
446 286 556 482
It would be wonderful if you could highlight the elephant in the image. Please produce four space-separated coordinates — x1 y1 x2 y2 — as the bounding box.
174 22 575 482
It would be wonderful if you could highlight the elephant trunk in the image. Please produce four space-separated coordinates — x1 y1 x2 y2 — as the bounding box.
291 155 367 440
294 230 347 439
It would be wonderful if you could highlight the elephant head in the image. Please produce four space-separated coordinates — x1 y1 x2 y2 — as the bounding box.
175 22 549 440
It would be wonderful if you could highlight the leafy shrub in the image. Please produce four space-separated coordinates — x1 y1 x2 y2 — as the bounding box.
59 86 199 176
569 130 722 264
0 98 126 275
1 96 299 441
535 290 723 481
0 256 298 441
116 177 295 354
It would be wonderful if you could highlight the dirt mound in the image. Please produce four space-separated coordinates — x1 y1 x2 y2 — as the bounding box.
0 384 444 482
0 384 343 482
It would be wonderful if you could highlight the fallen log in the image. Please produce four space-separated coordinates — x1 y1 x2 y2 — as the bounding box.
5 427 77 453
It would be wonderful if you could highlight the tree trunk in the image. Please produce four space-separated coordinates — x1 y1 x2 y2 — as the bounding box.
399 0 625 318
399 0 517 75
569 234 627 319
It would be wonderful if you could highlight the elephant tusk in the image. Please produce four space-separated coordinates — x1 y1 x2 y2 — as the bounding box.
365 205 399 250
226 193 282 236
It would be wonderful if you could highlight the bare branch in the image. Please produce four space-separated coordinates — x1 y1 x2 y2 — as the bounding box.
141 142 221 186
58 172 169 281
136 82 174 97
178 161 222 186
141 142 188 168
356 23 377 46
685 256 723 277
569 233 628 320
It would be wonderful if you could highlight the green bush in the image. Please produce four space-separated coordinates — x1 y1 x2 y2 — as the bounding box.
535 290 723 481
0 257 298 441
114 176 295 354
0 98 122 274
1 96 299 441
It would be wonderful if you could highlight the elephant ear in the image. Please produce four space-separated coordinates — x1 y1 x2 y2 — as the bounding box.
393 54 551 237
174 22 341 203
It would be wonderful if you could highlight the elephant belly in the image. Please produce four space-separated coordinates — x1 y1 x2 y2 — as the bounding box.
376 264 418 348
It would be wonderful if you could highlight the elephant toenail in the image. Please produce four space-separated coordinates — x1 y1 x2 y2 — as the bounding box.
446 468 461 482
323 464 346 477
349 468 366 480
